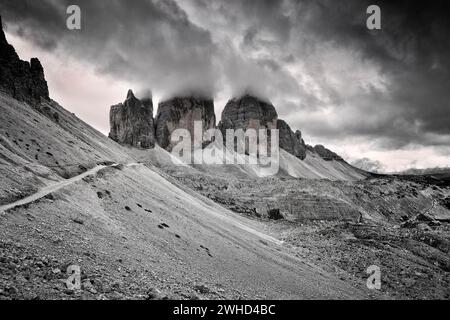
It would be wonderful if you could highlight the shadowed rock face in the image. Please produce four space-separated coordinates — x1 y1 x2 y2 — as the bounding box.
295 130 305 145
109 90 156 149
0 15 49 105
219 95 278 134
219 95 278 154
218 95 310 159
155 97 216 151
313 144 343 161
277 120 306 160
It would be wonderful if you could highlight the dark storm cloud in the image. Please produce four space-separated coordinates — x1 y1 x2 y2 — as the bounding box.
1 0 449 153
285 0 450 147
0 0 217 98
185 0 450 150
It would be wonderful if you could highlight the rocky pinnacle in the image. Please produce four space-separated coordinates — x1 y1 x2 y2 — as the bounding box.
0 15 49 104
109 90 156 149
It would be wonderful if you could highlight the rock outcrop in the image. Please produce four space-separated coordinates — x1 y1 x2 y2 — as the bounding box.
218 95 309 159
219 94 278 154
277 120 306 160
105 87 345 162
295 130 305 145
0 15 49 105
313 144 343 161
155 96 216 151
109 90 156 149
219 94 278 134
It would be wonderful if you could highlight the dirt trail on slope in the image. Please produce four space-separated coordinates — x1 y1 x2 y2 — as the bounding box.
0 165 111 213
0 163 146 213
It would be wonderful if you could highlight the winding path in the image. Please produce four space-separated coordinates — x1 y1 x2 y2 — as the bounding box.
0 164 114 213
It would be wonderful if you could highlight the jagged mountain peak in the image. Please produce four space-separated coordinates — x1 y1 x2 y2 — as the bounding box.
109 90 156 149
0 15 49 105
126 89 136 100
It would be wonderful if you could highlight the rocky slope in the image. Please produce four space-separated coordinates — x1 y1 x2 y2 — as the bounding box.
0 23 377 300
146 144 450 299
0 161 375 300
109 90 156 149
155 96 216 151
0 16 133 204
0 91 134 205
0 95 372 300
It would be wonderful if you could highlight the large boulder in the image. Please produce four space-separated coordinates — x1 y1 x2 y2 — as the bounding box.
268 208 284 220
277 120 306 160
155 96 216 151
109 90 156 149
0 15 49 105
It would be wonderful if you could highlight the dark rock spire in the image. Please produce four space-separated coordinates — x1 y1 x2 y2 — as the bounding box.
0 15 49 104
109 90 156 149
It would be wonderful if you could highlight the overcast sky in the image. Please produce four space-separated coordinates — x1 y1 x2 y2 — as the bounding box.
1 0 449 172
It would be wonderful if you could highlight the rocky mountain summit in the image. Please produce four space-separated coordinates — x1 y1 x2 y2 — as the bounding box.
219 94 278 134
0 15 49 105
155 96 216 150
109 90 156 149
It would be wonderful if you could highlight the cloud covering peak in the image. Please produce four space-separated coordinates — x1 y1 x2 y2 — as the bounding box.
1 0 449 171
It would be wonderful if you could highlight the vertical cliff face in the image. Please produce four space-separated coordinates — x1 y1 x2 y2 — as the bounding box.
106 88 345 162
218 94 344 162
155 96 216 151
0 15 49 105
109 90 156 149
219 94 278 134
217 94 279 156
277 119 307 160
